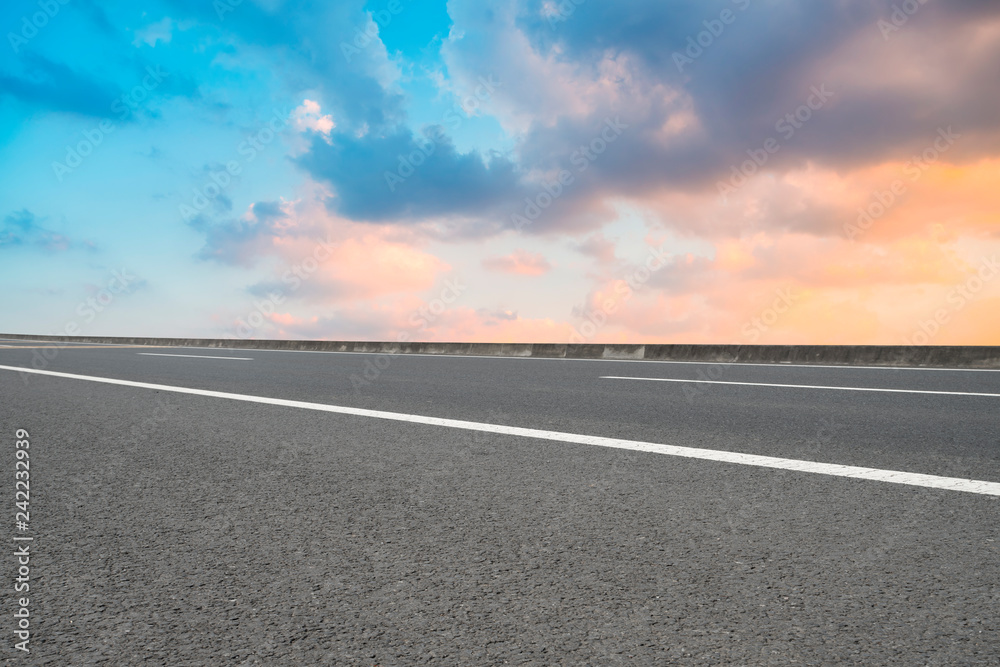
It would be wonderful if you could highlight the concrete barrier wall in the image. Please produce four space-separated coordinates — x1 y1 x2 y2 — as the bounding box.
3 333 999 368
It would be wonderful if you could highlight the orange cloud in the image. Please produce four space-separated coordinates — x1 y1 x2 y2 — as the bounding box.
218 173 1000 345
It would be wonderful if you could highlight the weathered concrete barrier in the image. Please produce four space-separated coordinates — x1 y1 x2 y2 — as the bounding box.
2 334 998 368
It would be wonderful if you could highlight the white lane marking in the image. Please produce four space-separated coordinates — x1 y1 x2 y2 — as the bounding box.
3 364 999 497
151 348 1000 372
137 353 253 361
0 339 120 347
601 376 1000 397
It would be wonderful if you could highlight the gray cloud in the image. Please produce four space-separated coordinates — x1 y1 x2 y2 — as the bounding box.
189 200 289 266
297 126 523 221
0 209 94 252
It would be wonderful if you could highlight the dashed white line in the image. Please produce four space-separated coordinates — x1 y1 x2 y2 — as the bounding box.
164 349 1000 372
600 376 1000 397
137 353 253 361
3 364 999 496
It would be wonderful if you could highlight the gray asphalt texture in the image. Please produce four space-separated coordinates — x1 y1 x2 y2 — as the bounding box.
1 340 998 665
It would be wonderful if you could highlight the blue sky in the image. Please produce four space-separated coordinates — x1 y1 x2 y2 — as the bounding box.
2 0 999 343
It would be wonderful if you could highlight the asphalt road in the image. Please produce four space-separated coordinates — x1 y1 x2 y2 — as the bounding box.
1 339 998 664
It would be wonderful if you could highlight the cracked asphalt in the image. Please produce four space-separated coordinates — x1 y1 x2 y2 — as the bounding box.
1 341 998 664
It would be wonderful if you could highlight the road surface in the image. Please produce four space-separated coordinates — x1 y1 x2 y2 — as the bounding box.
1 339 998 664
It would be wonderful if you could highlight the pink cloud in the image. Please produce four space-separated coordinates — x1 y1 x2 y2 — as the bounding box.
482 249 552 276
211 171 1000 345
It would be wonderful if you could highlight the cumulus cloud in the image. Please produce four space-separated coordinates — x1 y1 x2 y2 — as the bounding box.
442 0 1000 210
189 200 295 267
293 99 335 138
163 0 406 131
274 0 997 246
296 127 522 222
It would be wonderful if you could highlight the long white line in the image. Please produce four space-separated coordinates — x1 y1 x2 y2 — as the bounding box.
0 339 122 347
164 349 1000 372
3 364 999 496
600 376 1000 397
137 353 253 361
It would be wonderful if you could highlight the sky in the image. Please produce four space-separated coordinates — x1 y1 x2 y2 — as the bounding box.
1 0 999 345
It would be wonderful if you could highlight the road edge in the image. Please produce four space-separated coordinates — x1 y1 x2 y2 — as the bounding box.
2 334 999 368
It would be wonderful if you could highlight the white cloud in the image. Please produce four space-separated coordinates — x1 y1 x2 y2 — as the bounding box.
292 100 336 139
